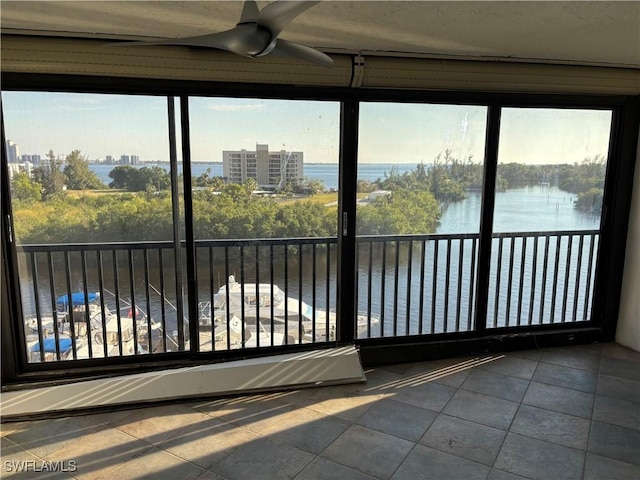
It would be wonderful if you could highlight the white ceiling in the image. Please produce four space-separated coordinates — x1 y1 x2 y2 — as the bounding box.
1 1 639 68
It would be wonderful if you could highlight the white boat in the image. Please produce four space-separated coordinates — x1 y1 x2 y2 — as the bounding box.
25 278 379 360
25 292 158 361
199 275 379 345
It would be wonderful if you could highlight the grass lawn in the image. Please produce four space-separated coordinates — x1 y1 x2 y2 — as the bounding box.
277 192 369 206
66 189 130 198
277 192 338 206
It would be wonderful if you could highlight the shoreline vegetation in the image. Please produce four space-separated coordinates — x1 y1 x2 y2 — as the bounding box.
10 149 606 244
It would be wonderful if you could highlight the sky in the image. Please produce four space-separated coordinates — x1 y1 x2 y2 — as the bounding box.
2 91 612 165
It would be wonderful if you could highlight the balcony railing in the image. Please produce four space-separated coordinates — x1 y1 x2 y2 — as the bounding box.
15 229 599 364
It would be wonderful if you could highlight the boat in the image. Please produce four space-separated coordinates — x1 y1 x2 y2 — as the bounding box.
25 277 379 361
25 292 159 361
198 275 379 345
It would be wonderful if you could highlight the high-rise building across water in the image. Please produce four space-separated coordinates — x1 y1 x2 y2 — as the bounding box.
223 144 303 191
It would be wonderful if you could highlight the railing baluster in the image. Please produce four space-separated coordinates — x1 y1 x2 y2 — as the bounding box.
493 237 504 328
539 235 550 324
270 244 275 346
128 249 138 356
255 245 260 349
158 248 168 352
63 251 77 360
312 243 317 342
418 240 426 335
80 251 94 359
528 236 539 326
517 236 528 326
283 245 289 343
112 250 123 356
562 234 574 323
444 239 452 333
208 246 215 351
239 246 246 348
96 250 109 358
224 247 231 350
431 239 438 334
468 238 477 331
584 234 596 320
143 249 153 354
405 241 413 336
30 252 45 361
456 238 464 332
354 241 360 340
393 239 400 336
506 237 516 327
573 234 585 322
298 243 303 344
551 235 562 323
367 241 373 337
380 242 387 337
325 241 331 341
46 252 61 361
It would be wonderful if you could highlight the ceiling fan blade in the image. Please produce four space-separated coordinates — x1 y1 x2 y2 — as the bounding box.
239 1 260 24
270 38 333 68
106 27 260 56
258 1 320 38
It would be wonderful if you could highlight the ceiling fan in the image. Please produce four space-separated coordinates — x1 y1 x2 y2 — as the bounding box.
109 0 333 68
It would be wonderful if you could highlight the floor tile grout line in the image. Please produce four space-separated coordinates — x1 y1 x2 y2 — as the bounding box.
385 441 420 480
1 433 51 463
488 352 534 473
582 347 605 480
526 376 598 395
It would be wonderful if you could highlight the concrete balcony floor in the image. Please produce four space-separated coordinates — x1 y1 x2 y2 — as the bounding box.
1 342 639 479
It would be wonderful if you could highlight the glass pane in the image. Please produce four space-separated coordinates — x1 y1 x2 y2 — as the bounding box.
488 107 612 328
187 97 340 350
356 102 488 337
3 91 186 362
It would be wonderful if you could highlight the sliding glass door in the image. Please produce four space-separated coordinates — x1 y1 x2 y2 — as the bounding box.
3 92 186 362
355 102 488 337
187 97 341 351
487 107 612 328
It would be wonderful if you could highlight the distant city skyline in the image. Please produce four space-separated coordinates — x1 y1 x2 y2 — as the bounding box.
2 92 612 166
4 139 141 166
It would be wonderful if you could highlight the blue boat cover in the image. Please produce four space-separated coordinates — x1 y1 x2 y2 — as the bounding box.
56 292 99 308
31 337 73 353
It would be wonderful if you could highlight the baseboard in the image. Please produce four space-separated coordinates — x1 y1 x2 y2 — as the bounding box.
1 345 365 420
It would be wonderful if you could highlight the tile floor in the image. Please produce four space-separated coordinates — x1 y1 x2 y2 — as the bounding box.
1 342 639 479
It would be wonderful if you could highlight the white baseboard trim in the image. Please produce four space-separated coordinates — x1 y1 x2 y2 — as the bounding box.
1 346 365 419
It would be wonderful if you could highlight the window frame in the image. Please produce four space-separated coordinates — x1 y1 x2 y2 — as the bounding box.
1 72 637 382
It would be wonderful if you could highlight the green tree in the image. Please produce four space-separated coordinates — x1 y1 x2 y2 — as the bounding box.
10 171 41 203
294 176 325 195
108 165 137 189
135 166 171 192
558 156 606 194
274 201 335 237
357 189 441 235
575 187 603 214
63 150 104 190
108 165 171 192
243 178 258 194
32 150 66 199
193 169 226 190
357 179 376 193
